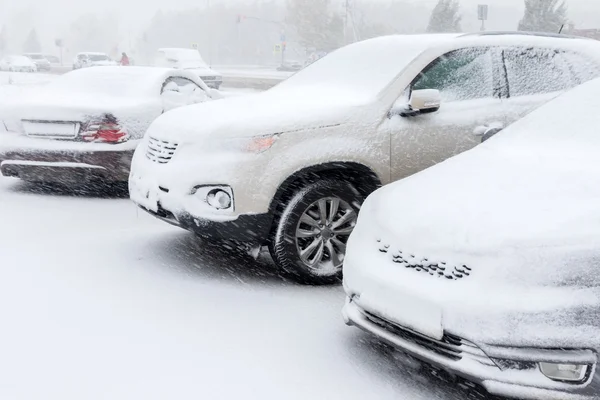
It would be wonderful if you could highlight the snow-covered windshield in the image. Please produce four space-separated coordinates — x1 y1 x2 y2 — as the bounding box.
271 35 453 101
89 54 110 62
48 69 159 97
157 49 208 69
26 54 44 60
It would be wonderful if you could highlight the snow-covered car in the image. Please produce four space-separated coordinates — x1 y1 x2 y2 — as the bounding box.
44 55 61 65
23 53 51 72
0 67 219 184
73 52 118 69
342 77 600 400
154 48 223 89
277 61 303 72
129 32 600 284
0 56 37 73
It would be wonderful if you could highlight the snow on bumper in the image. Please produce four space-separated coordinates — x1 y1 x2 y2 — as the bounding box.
342 201 600 399
128 137 272 221
343 299 598 400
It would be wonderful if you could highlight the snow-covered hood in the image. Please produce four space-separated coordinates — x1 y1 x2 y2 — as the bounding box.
348 143 600 346
145 88 364 143
368 143 600 287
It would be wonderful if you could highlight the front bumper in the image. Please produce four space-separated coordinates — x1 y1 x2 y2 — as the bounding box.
34 63 51 71
138 203 272 243
343 299 599 400
0 148 134 183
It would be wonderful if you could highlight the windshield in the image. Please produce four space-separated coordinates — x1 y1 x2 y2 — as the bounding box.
89 54 110 62
157 49 208 68
271 35 448 101
26 54 44 60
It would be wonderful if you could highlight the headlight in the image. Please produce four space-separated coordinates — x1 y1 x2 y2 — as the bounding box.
539 362 589 382
244 134 278 153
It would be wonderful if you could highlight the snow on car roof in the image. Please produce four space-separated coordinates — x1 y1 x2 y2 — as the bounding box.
47 66 205 97
7 55 33 63
77 52 109 55
272 32 600 103
271 34 459 101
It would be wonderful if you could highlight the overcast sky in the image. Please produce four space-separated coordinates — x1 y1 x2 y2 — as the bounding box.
0 0 597 53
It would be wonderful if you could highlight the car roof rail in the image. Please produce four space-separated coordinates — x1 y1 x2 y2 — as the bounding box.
460 31 588 40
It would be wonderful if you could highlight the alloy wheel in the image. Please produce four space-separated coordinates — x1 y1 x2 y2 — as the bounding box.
294 197 357 276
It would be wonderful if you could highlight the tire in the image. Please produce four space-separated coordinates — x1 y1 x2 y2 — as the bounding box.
269 179 362 285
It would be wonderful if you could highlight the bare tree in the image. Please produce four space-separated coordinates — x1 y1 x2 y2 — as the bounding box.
426 0 462 33
23 29 42 53
518 0 568 33
286 0 344 51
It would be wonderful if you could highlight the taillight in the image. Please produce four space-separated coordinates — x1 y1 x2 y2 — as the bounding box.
81 115 129 143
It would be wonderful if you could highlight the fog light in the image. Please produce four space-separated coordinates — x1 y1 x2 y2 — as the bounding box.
539 362 588 382
206 189 232 210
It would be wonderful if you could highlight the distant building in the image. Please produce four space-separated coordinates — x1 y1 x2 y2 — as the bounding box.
568 27 600 40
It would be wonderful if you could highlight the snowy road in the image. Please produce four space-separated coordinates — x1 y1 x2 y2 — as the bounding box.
0 178 501 400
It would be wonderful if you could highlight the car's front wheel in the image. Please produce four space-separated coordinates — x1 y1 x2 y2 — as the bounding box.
270 180 362 285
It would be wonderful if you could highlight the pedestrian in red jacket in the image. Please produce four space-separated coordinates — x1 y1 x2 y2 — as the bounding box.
120 52 130 66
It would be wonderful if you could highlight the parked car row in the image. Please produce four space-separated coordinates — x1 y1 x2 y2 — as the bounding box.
0 53 60 73
1 32 600 400
69 48 223 89
72 52 119 69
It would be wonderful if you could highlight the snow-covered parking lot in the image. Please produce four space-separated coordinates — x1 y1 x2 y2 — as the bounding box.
0 70 507 400
0 179 503 400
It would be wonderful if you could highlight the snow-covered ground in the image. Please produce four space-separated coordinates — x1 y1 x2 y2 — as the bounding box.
0 72 502 400
0 178 503 400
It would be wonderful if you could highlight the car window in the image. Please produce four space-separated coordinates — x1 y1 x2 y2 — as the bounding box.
162 77 202 92
503 47 576 97
162 77 209 104
559 51 600 86
89 55 109 61
412 48 494 102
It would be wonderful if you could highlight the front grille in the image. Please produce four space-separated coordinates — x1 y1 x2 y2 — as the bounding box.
363 309 496 367
365 311 463 361
202 76 217 81
146 137 179 164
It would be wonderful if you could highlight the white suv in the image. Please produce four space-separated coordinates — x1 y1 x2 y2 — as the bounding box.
130 32 600 284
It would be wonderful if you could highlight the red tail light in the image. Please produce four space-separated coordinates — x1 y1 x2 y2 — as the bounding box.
82 115 129 144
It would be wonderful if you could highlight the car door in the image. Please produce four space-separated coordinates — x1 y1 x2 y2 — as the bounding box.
387 47 506 181
501 46 600 126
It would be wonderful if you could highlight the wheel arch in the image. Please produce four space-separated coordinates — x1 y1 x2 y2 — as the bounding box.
268 162 383 216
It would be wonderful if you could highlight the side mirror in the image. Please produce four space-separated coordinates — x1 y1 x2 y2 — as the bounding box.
388 89 441 119
409 89 441 114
